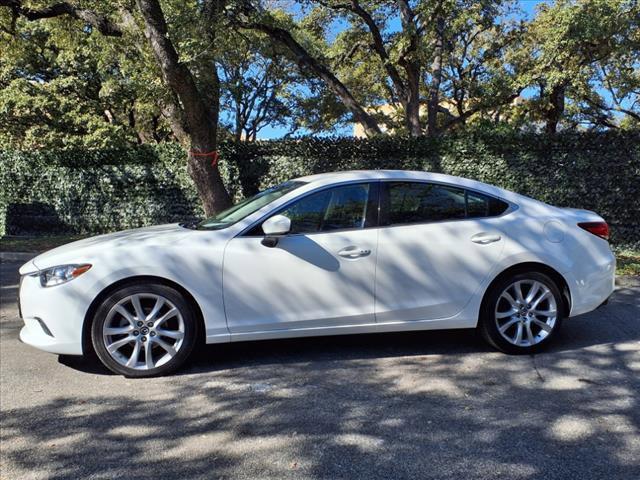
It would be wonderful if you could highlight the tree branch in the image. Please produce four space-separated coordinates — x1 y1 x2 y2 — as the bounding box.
233 3 381 136
583 95 640 123
318 0 407 100
0 0 123 36
443 92 523 130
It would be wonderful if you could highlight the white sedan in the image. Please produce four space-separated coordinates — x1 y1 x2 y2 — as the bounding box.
18 171 615 377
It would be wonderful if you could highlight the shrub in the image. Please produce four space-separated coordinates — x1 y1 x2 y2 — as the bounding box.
1 130 638 245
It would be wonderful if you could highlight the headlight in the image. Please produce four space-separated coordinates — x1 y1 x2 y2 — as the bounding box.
39 264 92 287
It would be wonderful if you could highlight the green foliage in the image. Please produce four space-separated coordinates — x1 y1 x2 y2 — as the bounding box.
0 10 140 148
2 0 638 147
0 0 210 149
0 143 202 235
517 0 640 129
1 130 638 245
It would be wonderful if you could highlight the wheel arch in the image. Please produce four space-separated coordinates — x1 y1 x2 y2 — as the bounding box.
82 275 206 356
480 262 572 320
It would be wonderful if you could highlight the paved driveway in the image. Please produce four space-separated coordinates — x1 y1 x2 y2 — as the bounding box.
1 259 639 479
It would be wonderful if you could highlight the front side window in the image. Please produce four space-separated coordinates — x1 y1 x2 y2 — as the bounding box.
276 183 372 234
198 181 305 230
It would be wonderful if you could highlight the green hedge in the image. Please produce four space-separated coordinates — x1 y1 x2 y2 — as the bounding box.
1 130 638 245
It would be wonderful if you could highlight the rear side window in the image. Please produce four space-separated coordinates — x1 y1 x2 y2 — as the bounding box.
466 190 510 218
384 182 466 224
382 182 509 226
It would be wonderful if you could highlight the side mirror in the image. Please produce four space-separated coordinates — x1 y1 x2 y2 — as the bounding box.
261 214 291 247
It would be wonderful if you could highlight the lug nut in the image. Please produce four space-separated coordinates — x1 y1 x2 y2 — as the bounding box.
147 322 154 328
137 321 143 327
133 330 139 336
150 331 156 337
141 336 147 342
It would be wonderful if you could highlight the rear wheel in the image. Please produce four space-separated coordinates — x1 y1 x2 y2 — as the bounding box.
91 283 199 377
479 271 564 354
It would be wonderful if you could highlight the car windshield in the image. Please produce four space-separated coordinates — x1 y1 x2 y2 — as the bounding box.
197 181 306 230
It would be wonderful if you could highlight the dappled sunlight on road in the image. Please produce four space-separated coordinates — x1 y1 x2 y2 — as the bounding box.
1 260 639 479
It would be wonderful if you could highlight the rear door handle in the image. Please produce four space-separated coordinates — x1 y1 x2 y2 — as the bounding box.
471 233 502 245
338 246 371 258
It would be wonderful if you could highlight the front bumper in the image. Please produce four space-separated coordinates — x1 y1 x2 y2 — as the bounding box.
19 322 82 355
18 272 88 356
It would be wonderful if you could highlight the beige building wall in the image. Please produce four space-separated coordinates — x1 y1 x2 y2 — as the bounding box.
352 97 525 137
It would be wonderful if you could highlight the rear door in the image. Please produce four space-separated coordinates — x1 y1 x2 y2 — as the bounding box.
375 181 507 323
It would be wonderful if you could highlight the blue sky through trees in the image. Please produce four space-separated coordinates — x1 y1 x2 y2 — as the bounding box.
250 0 549 139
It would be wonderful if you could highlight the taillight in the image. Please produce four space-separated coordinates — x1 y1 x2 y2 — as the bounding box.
578 221 609 240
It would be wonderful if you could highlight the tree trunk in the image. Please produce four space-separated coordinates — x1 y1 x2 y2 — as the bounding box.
3 0 232 215
234 102 243 142
405 64 422 136
396 0 422 136
160 97 190 144
427 17 445 137
426 53 443 136
136 0 230 215
545 83 566 134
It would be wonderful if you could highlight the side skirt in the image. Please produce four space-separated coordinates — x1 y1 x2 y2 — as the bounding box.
205 315 477 344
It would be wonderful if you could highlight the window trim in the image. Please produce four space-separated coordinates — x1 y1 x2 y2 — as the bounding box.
239 180 381 238
237 178 517 238
378 179 517 228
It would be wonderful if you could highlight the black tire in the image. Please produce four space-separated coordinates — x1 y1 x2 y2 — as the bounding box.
479 271 564 354
91 282 199 377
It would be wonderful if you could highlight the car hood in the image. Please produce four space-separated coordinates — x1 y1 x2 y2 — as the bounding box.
22 224 200 273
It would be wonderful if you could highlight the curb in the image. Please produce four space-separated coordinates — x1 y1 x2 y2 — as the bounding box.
616 275 640 288
0 252 38 262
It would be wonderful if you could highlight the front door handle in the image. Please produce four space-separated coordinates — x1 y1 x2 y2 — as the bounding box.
338 246 371 259
471 233 502 245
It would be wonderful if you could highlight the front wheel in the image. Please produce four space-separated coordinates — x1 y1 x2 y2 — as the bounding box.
91 282 199 377
479 272 564 354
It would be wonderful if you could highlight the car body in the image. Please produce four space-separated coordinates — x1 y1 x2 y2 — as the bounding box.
18 170 616 375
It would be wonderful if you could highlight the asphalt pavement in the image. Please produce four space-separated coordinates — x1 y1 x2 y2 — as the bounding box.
1 258 639 479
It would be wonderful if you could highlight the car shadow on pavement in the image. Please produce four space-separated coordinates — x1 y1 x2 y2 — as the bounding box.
58 328 489 376
58 285 639 378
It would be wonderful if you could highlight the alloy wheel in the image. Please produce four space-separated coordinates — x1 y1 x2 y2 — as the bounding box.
494 279 557 347
102 293 185 370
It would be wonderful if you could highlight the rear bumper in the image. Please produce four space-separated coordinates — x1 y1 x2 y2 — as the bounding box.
597 293 612 308
565 253 616 317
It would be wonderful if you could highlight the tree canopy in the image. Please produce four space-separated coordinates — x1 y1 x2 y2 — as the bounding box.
1 0 638 212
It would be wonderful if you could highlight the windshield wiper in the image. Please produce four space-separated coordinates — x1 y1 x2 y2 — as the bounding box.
179 220 199 230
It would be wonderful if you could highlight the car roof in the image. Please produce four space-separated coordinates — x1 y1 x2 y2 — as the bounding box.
294 170 520 203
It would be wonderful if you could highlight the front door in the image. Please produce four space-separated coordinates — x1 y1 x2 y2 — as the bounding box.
223 182 379 333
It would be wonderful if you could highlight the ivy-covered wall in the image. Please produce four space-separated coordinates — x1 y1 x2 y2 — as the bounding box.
1 131 638 245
